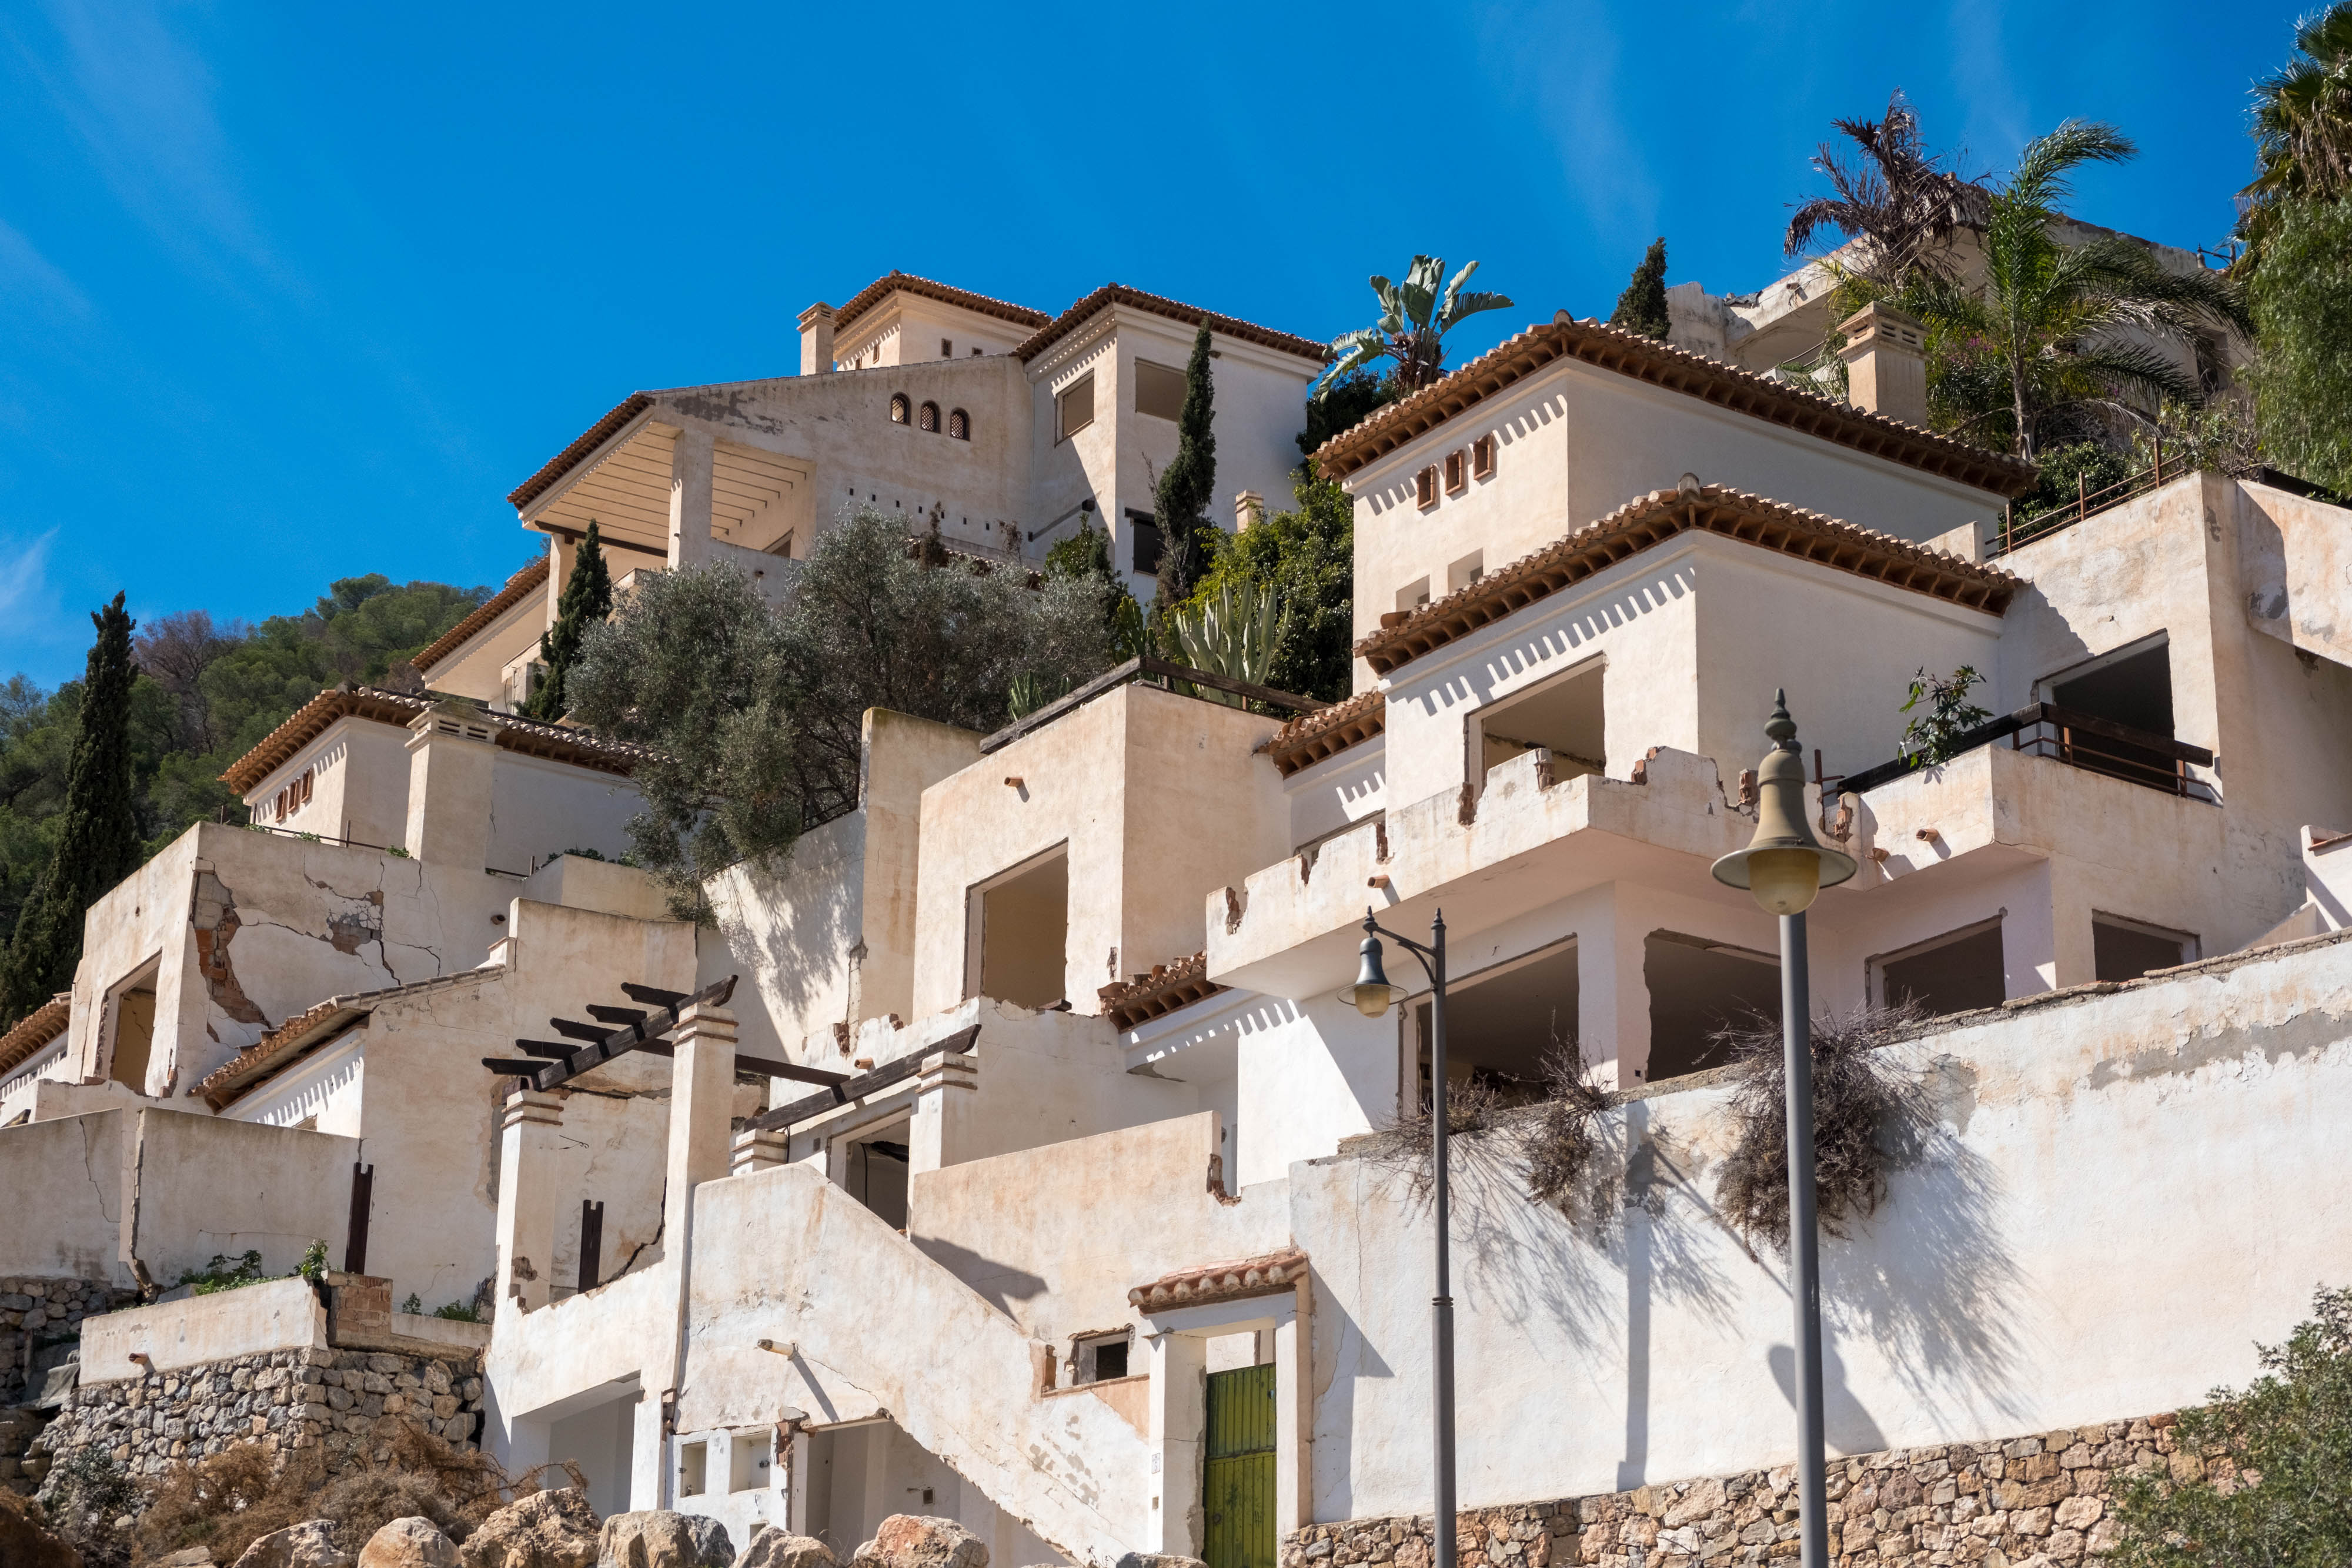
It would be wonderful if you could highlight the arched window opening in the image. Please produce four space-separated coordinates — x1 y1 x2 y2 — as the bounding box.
918 402 940 433
889 394 911 424
948 409 970 440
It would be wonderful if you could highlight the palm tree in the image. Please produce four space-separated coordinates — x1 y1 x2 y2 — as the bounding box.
1323 257 1512 394
1784 91 1989 286
1916 122 2251 460
2243 2 2352 250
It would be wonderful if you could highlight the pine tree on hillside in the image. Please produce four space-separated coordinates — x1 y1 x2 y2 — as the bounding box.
1 594 143 1028
524 524 612 721
1609 239 1673 339
1153 324 1219 627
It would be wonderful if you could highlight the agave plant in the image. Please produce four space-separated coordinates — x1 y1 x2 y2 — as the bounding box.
1172 581 1280 705
1324 256 1512 394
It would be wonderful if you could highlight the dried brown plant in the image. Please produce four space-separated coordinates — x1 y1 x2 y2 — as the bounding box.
1524 1045 1615 1214
1712 1000 1930 1253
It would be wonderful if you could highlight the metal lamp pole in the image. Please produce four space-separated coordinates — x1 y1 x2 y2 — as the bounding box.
1341 907 1454 1568
1710 694 1856 1568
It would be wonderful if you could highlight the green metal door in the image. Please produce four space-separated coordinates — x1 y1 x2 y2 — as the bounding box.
1202 1363 1277 1568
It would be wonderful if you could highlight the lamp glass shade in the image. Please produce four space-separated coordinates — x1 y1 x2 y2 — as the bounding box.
1338 934 1402 1016
1742 847 1823 916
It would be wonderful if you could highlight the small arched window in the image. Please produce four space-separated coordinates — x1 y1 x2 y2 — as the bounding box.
918 401 940 433
947 408 970 441
889 394 911 424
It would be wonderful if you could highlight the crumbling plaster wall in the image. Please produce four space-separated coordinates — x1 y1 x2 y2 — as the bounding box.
0 1110 130 1282
127 1111 359 1286
1292 929 2352 1522
913 683 1286 1021
1343 359 2007 678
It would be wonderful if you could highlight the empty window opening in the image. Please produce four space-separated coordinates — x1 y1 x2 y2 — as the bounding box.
1395 577 1431 614
1476 659 1604 788
1447 551 1484 595
1415 466 1439 509
1128 513 1162 575
106 961 160 1093
546 1389 637 1521
970 346 983 356
947 408 970 440
1471 434 1496 479
842 1117 912 1231
941 337 953 357
1873 918 2005 1014
1410 940 1578 1111
1444 450 1468 494
2092 913 2197 982
2042 639 2183 789
967 846 1070 1010
1643 931 1779 1082
677 1439 707 1497
1135 359 1187 421
731 1429 773 1492
889 394 911 425
1057 374 1095 441
1075 1330 1132 1383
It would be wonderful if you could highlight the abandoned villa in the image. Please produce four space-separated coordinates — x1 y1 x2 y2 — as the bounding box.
4 252 2350 1568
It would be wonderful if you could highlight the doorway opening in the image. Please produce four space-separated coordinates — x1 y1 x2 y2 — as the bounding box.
1872 918 2006 1015
2043 638 2184 789
1202 1363 1277 1568
1642 931 1779 1082
839 1115 913 1231
2092 912 2197 981
1409 940 1577 1111
965 846 1069 1009
105 957 161 1094
1474 659 1604 790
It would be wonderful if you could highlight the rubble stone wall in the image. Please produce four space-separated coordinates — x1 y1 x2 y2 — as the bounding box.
32 1345 486 1494
1284 1414 2209 1568
1 1276 140 1405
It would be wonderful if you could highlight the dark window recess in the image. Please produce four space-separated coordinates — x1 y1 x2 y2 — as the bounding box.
1643 932 1780 1081
1878 922 2006 1015
1094 1340 1129 1379
1411 941 1578 1112
578 1198 604 1292
1129 514 1163 574
2047 643 2180 787
2092 917 2194 982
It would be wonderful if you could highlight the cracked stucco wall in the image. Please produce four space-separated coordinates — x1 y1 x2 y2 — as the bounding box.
0 1108 130 1283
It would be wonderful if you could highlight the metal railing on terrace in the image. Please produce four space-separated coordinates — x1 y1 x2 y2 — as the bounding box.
1837 701 2216 804
1990 442 2181 558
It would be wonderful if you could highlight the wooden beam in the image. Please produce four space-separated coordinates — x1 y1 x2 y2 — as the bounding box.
480 975 739 1091
586 1004 649 1027
751 1024 981 1133
549 1018 606 1042
622 983 690 1008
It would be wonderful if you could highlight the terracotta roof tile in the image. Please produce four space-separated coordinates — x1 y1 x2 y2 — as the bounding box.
413 557 550 674
1356 483 2023 677
1312 312 2037 497
1097 952 1226 1031
196 969 499 1110
218 686 660 795
0 994 71 1080
507 392 656 511
1128 1248 1309 1312
1016 284 1330 366
833 270 1052 337
1265 690 1387 778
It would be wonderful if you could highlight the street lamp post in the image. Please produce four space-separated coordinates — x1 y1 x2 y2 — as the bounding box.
1338 907 1456 1568
1710 692 1856 1568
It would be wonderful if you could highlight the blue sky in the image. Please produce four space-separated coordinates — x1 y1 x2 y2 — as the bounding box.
0 0 2307 685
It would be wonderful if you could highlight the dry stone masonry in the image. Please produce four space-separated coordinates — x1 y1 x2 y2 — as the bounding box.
2 1276 139 1404
1282 1415 2207 1568
33 1345 486 1489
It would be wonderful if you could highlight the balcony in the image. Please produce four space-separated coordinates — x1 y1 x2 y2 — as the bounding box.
1837 702 2214 804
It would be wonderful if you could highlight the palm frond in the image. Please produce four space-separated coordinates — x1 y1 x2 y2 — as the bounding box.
2004 120 2136 216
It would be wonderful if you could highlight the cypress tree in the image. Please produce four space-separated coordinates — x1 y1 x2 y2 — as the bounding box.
0 593 143 1028
1609 238 1673 340
524 523 613 721
1153 324 1219 620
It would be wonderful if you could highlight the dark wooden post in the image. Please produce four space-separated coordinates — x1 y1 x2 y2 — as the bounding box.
578 1199 605 1293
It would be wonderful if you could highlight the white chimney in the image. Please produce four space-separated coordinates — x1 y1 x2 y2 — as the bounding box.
1835 303 1928 427
799 303 838 376
1234 490 1266 531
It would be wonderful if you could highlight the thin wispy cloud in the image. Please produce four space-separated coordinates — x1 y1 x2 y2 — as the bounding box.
0 531 64 658
24 0 282 287
1946 0 2034 167
0 219 91 319
1475 0 1661 248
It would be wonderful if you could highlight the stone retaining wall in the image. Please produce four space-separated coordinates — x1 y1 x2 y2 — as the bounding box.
32 1344 487 1495
1 1276 139 1405
1283 1414 2214 1568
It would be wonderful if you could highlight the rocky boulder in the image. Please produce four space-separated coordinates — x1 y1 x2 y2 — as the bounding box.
360 1517 463 1568
597 1510 733 1567
0 1487 82 1568
848 1516 987 1568
734 1526 838 1568
232 1519 356 1568
463 1489 602 1568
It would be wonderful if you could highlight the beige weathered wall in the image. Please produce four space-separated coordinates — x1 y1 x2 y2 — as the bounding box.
1295 931 2352 1522
79 1276 328 1382
128 1111 360 1286
0 1110 129 1282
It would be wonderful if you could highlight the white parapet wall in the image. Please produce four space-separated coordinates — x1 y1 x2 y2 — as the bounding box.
81 1277 328 1382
